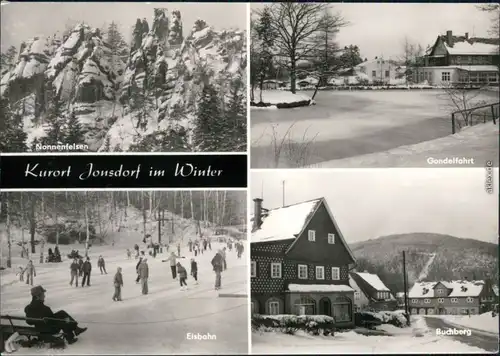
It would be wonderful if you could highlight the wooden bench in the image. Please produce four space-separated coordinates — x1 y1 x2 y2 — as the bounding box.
1 315 69 352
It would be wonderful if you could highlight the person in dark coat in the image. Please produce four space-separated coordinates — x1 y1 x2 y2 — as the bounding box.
24 286 87 344
97 255 107 274
112 267 124 301
190 258 198 285
78 257 84 277
211 251 224 290
82 257 92 287
177 262 188 290
70 258 79 287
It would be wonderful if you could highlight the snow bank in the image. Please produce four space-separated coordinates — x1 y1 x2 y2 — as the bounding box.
251 90 313 107
439 312 499 334
315 123 499 168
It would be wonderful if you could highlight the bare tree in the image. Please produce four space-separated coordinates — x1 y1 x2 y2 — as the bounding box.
261 3 341 93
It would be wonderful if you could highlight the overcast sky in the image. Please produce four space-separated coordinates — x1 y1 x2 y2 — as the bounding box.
251 3 492 60
1 2 247 52
251 169 499 244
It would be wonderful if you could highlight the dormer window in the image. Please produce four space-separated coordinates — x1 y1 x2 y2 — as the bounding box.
308 230 316 242
327 233 335 244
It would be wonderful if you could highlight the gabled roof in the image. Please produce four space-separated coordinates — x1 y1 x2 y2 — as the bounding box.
351 272 391 292
409 280 485 298
251 197 357 264
251 198 321 243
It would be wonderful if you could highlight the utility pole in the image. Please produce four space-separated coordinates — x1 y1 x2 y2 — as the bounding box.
403 250 410 326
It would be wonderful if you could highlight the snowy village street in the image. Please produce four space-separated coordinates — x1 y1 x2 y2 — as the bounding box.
425 316 498 352
1 238 248 354
252 315 496 354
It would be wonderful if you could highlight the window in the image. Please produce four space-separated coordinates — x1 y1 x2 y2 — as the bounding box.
441 72 451 82
271 263 282 278
424 299 431 304
316 266 325 280
251 261 256 278
331 267 340 280
308 230 316 242
451 298 458 303
411 299 418 303
354 291 360 300
385 70 390 78
333 296 352 322
327 233 335 244
438 298 444 303
294 296 316 315
466 297 474 303
298 264 308 279
269 301 280 315
372 70 376 77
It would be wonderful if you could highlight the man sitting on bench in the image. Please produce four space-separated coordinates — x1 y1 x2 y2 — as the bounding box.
24 286 87 344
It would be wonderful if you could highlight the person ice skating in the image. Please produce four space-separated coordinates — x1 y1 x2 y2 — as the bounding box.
162 252 178 279
70 258 80 287
177 262 188 290
78 257 84 277
25 260 36 286
97 255 107 274
188 239 193 253
82 257 92 287
138 258 149 295
113 267 123 301
221 247 227 271
190 258 198 284
211 250 223 290
25 285 87 344
17 266 26 282
126 249 131 259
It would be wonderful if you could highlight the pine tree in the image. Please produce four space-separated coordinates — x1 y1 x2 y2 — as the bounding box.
64 111 86 149
0 98 27 152
223 79 246 151
42 95 66 145
193 83 223 151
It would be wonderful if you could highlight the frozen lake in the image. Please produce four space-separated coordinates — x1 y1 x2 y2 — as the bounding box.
251 90 498 168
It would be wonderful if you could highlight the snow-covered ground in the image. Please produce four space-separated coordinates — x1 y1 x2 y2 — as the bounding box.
428 313 499 335
252 90 312 106
1 238 248 354
251 316 488 354
316 123 499 168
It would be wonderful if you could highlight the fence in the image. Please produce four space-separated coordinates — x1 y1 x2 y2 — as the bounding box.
451 102 499 134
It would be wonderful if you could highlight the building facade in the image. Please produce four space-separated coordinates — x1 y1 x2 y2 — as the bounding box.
408 280 498 315
419 30 499 86
250 197 357 328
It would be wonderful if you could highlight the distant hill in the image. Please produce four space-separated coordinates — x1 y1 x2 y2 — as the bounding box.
350 233 499 293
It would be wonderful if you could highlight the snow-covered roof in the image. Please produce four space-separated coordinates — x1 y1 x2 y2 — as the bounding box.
445 41 499 55
352 272 391 292
409 280 485 298
251 199 321 243
288 283 354 293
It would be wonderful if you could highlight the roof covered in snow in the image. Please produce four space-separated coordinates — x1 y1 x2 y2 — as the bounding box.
409 280 485 298
251 199 322 243
288 283 354 293
351 272 391 292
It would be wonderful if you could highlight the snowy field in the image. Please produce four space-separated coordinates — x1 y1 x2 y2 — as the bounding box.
251 89 498 168
427 313 499 335
1 231 248 354
315 123 499 167
251 316 489 354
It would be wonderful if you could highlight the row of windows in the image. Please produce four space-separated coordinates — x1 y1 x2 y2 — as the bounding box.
251 261 340 280
307 230 335 244
411 297 475 304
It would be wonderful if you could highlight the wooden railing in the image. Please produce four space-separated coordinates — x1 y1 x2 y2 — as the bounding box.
451 102 499 134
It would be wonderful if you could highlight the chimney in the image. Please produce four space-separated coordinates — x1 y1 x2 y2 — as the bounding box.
465 32 469 40
253 198 263 231
446 30 453 47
